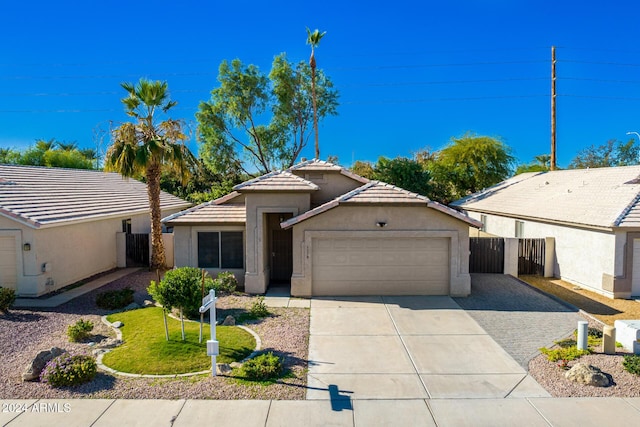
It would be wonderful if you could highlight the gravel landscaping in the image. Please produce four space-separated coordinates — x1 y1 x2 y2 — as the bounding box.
0 270 309 400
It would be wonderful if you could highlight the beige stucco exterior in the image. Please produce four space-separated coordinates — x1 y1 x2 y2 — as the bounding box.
466 211 640 298
289 205 471 297
0 207 184 297
166 161 477 297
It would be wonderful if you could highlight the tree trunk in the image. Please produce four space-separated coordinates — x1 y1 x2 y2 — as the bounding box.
163 309 169 341
180 308 186 341
311 64 319 160
146 161 166 270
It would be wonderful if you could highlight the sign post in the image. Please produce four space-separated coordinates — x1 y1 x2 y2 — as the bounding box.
199 289 219 376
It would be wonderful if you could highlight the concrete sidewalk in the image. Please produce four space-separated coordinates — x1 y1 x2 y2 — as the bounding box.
2 397 640 426
13 269 140 309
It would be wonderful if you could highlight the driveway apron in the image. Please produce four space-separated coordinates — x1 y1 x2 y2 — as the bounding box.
307 295 550 400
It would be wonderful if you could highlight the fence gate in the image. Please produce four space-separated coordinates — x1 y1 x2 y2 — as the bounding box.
469 237 504 273
518 238 545 275
126 233 149 267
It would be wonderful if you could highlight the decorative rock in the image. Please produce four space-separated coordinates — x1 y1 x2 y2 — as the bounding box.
564 363 610 387
97 338 122 349
222 315 236 326
230 362 242 368
143 300 155 307
123 302 140 311
216 363 232 375
112 321 124 328
22 347 65 382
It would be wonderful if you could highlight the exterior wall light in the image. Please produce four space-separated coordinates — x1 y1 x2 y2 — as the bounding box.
23 243 31 251
376 221 387 228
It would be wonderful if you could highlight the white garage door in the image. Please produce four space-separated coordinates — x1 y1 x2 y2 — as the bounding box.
312 237 450 296
0 236 18 290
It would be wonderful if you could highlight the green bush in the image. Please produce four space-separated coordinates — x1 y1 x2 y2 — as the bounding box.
0 287 16 312
40 353 97 387
623 354 640 376
148 267 215 319
539 345 590 362
67 319 94 342
212 272 238 295
249 296 270 319
239 352 283 380
96 287 135 310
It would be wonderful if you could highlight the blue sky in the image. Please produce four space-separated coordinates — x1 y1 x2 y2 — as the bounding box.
2 0 640 169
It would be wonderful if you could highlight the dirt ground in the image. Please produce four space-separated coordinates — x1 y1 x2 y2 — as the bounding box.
519 275 640 325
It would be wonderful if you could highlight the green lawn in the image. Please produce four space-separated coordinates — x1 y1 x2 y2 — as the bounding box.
103 307 255 375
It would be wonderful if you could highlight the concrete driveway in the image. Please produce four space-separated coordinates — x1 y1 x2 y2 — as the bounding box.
307 296 550 400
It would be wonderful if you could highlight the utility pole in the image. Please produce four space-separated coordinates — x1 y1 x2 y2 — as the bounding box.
550 45 557 170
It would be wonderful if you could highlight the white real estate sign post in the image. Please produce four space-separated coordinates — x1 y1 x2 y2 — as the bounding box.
199 289 219 376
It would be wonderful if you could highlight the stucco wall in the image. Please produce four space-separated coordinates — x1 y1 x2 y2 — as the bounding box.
290 205 471 297
291 171 363 206
468 211 616 297
243 192 310 293
171 224 246 287
2 207 185 296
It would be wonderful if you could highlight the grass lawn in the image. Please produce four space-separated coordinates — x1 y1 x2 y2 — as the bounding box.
519 275 640 326
103 307 256 375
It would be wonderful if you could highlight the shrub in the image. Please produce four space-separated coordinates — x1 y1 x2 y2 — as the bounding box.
96 287 135 310
148 267 215 320
40 353 97 387
239 352 283 380
212 272 238 295
623 354 640 376
539 345 590 362
249 296 269 319
67 319 94 342
0 287 16 312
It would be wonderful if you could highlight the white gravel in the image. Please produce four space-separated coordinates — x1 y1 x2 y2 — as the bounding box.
0 271 309 400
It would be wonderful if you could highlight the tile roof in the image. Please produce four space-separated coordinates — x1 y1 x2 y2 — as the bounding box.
0 164 191 229
288 159 370 184
162 192 246 224
233 171 319 192
281 181 481 228
451 165 640 229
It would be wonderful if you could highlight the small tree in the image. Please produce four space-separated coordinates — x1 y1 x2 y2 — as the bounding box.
148 267 214 341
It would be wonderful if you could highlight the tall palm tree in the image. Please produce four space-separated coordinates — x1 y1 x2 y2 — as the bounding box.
105 79 194 270
306 27 326 160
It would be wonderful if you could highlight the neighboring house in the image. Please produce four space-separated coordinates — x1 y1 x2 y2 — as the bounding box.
0 165 190 297
451 165 640 299
163 159 480 297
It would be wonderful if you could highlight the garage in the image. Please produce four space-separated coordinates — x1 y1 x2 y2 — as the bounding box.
0 236 17 290
312 236 450 296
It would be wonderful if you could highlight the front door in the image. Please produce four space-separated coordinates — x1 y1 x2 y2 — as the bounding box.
271 222 293 284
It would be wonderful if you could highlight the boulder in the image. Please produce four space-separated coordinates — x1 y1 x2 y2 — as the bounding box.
222 315 236 326
123 302 140 311
22 347 65 382
143 300 155 307
216 363 232 375
564 363 610 387
112 321 124 328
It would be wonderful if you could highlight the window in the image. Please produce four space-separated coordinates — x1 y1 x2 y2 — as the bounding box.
480 214 487 232
198 231 243 269
515 221 524 238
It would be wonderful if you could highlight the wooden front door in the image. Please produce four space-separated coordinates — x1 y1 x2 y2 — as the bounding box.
271 228 293 283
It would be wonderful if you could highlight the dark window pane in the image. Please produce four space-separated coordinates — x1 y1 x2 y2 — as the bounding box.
221 232 243 269
198 232 219 268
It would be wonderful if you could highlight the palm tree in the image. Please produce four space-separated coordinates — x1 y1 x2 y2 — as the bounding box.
57 141 78 151
105 79 195 270
306 27 326 160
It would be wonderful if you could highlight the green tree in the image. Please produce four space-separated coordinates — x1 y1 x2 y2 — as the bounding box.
429 133 514 202
515 153 551 175
372 156 431 196
0 148 21 164
350 160 376 179
5 139 95 169
567 138 640 169
306 27 327 160
105 79 195 270
197 55 338 176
